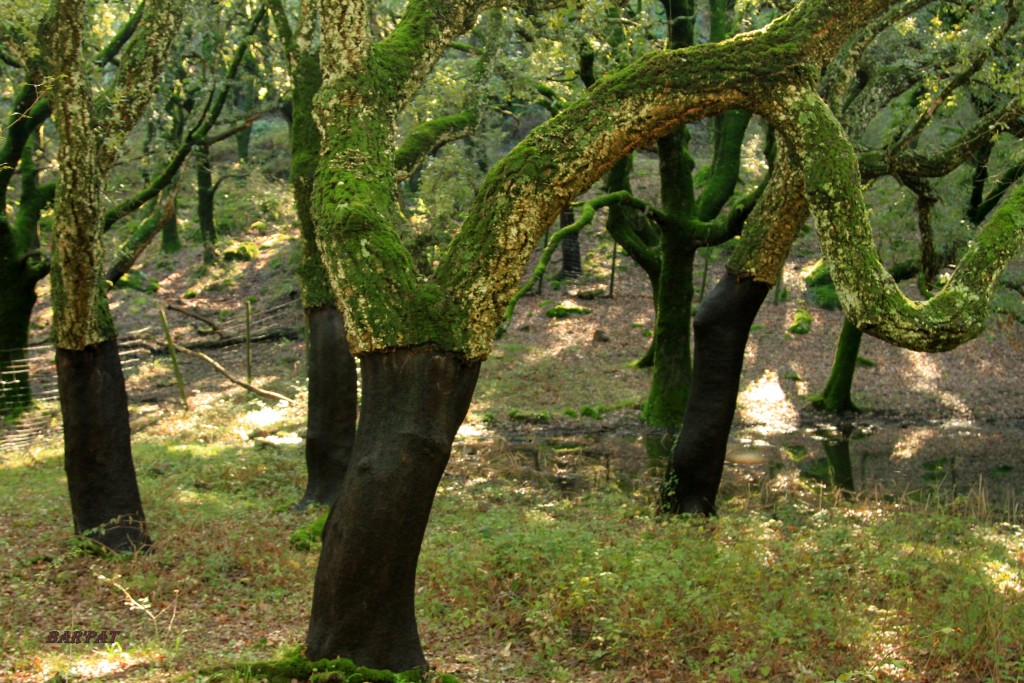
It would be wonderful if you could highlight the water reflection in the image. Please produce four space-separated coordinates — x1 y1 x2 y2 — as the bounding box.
800 424 855 493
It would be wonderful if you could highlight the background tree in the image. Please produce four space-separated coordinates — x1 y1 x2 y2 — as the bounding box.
44 0 185 551
268 0 358 509
0 5 143 416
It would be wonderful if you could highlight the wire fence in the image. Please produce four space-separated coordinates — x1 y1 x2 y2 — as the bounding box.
0 299 304 454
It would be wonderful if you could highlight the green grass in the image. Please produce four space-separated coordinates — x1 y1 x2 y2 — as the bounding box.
2 433 1022 682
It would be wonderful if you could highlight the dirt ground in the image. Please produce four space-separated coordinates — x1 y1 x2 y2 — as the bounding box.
5 220 1024 512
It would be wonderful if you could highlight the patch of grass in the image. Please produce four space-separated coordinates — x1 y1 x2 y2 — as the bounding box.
420 484 1024 682
2 435 1023 682
508 408 551 423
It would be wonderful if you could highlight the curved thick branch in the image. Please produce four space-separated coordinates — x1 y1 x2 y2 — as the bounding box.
775 86 1024 351
394 109 479 182
319 0 898 358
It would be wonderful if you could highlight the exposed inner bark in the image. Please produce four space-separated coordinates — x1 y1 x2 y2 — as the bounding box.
56 339 151 552
305 348 481 670
296 306 357 509
662 273 769 514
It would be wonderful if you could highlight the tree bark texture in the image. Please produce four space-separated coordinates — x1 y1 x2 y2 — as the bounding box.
196 141 217 265
57 340 151 551
641 234 695 428
306 348 480 670
297 307 357 508
46 0 184 551
662 274 769 514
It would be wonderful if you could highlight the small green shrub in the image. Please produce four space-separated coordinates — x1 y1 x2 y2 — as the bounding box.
290 512 328 551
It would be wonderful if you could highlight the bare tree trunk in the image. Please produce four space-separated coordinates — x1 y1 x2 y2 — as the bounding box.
57 340 151 550
296 307 357 508
306 348 480 670
662 274 769 514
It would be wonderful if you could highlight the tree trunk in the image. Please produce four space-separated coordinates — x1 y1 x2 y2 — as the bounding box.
641 235 696 428
160 193 181 253
0 259 39 417
306 348 480 670
662 273 769 514
556 209 582 280
57 339 151 551
811 317 862 414
296 306 357 509
196 141 217 264
821 430 855 493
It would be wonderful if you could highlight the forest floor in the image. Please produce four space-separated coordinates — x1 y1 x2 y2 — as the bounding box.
2 194 1023 682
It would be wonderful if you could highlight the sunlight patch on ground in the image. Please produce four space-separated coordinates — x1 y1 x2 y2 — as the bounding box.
983 560 1024 595
33 646 161 683
242 404 287 430
891 426 935 460
456 421 488 440
737 369 799 435
904 352 974 420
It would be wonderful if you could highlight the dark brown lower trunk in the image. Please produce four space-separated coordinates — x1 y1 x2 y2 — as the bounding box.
662 273 769 514
0 265 38 417
557 210 582 280
305 348 480 670
56 339 151 551
296 306 357 509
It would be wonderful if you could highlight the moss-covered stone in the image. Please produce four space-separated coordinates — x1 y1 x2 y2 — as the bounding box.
789 308 813 334
223 241 259 261
544 304 591 319
222 647 461 683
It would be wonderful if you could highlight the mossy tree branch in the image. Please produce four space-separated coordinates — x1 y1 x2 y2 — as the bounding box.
47 0 186 350
775 85 1024 351
314 0 902 358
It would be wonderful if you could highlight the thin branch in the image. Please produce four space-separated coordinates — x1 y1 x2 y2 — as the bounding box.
175 344 293 404
502 191 670 326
